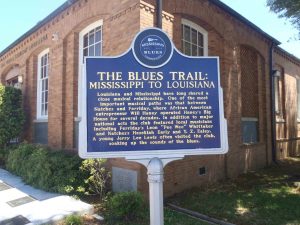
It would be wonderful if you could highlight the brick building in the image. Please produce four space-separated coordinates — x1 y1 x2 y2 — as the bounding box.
0 0 299 196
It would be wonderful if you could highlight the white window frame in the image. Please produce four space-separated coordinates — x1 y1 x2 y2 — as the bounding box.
78 20 103 119
37 48 50 120
79 20 103 64
181 18 208 56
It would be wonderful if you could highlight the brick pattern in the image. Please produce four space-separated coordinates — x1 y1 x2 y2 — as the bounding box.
240 46 259 118
0 0 299 196
274 49 300 157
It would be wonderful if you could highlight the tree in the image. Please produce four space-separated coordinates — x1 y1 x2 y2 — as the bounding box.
267 0 300 30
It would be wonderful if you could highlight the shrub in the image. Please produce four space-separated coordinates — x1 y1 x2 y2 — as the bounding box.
0 84 25 148
80 159 111 200
106 191 144 221
6 143 88 195
63 214 83 225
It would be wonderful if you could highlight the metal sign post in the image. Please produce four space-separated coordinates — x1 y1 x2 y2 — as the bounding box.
148 158 164 225
128 157 182 225
79 28 228 225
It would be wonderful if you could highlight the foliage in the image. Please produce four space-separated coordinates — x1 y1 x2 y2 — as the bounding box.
0 146 10 167
63 214 83 225
267 0 300 31
6 143 88 195
0 84 25 147
103 208 210 225
80 159 111 200
106 192 144 221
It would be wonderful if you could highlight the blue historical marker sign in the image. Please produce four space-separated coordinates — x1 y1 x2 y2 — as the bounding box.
79 28 228 159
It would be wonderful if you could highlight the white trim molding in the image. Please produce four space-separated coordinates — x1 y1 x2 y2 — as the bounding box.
241 117 259 122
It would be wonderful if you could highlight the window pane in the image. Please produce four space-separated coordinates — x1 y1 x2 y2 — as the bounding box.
184 42 191 56
83 48 88 57
95 30 101 42
89 45 94 56
198 33 204 47
84 34 88 48
191 29 197 44
45 91 48 103
45 103 48 115
44 67 48 78
242 119 258 143
45 79 48 91
89 32 95 45
41 104 44 116
184 25 190 42
95 43 101 56
42 92 45 104
198 47 204 56
192 44 198 56
44 54 48 65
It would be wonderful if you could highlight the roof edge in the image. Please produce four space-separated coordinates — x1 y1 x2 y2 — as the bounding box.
274 46 300 65
0 0 283 59
209 0 281 45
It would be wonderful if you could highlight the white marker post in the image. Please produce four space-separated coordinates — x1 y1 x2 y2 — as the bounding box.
148 158 164 225
129 157 183 225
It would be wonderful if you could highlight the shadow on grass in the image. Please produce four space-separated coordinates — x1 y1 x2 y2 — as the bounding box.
168 157 300 225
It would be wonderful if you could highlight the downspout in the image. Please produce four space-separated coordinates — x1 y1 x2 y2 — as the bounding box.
156 0 162 29
269 43 277 163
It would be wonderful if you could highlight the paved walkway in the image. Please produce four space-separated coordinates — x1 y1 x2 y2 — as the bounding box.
0 169 94 225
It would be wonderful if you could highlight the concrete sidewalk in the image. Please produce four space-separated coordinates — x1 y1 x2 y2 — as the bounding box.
0 169 94 225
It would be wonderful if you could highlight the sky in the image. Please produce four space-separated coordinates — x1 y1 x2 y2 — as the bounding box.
0 0 299 58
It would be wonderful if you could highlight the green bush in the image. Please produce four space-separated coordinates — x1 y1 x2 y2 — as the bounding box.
106 191 144 221
6 143 88 195
0 84 25 147
80 159 111 200
63 214 83 225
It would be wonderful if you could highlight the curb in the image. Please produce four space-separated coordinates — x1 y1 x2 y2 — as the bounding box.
167 203 236 225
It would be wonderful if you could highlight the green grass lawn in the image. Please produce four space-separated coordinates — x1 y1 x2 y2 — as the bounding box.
168 157 300 225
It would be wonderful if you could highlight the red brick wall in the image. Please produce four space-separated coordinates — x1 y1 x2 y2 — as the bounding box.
274 49 300 158
1 0 299 197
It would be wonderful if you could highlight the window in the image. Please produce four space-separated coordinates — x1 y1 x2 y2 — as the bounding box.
77 20 103 148
274 69 283 115
240 46 261 144
6 77 19 88
242 118 259 144
5 65 21 89
274 75 279 114
181 19 208 56
37 49 49 119
79 20 103 63
297 79 300 121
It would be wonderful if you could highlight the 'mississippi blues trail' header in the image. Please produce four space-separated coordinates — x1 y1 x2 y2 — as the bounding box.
79 28 228 159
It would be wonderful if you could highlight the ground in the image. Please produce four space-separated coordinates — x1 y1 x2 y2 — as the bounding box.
60 157 300 225
168 157 300 225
